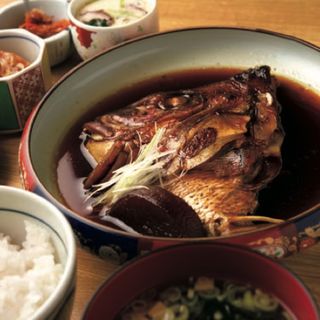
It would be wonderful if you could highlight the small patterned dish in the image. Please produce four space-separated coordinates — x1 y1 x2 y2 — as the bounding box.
0 0 73 66
0 28 51 133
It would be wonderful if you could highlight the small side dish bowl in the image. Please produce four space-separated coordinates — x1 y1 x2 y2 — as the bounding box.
0 185 76 320
68 0 158 60
0 0 72 66
0 28 51 133
82 243 320 319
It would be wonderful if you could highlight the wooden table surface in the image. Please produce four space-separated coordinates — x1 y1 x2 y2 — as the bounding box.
1 0 320 319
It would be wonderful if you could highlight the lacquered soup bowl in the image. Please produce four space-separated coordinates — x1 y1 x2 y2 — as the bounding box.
83 243 320 319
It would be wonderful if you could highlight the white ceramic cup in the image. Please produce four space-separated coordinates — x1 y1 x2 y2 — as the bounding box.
68 0 159 60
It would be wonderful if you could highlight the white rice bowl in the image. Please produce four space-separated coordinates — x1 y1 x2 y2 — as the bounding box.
0 221 63 319
0 186 76 320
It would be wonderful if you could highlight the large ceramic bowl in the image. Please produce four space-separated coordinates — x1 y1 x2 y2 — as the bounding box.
20 28 320 262
82 243 320 319
0 186 76 320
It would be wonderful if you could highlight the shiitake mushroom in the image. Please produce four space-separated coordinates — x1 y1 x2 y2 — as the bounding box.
109 187 206 238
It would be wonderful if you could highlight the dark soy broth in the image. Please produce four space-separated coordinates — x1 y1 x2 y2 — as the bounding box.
56 68 320 228
257 78 320 218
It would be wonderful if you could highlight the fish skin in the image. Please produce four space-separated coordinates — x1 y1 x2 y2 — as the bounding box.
82 66 284 236
165 173 258 236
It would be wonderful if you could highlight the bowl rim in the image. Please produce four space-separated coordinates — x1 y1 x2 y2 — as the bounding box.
0 185 77 320
81 241 320 319
0 28 45 81
68 0 157 31
23 26 320 243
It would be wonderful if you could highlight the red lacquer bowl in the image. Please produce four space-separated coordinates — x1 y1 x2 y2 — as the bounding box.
82 243 320 320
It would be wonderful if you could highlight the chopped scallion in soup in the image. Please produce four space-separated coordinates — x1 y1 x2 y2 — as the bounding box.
117 276 294 320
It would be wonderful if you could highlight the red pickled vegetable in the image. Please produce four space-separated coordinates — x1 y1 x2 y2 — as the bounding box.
20 8 70 38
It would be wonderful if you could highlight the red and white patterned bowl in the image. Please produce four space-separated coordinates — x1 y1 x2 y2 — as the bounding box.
68 0 158 60
0 29 51 133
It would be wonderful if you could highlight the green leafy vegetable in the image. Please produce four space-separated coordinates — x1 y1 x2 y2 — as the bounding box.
87 18 110 27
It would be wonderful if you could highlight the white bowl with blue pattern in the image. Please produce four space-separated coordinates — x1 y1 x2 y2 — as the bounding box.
0 185 76 320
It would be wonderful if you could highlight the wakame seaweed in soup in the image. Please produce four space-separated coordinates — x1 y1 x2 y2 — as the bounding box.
117 276 294 320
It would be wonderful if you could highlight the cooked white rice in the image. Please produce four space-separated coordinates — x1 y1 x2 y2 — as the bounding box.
0 221 63 320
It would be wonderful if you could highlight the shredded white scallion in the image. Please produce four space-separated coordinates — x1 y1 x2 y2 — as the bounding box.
88 128 174 207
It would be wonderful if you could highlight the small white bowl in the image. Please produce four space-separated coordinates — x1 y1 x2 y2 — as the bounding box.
0 0 73 66
0 28 51 133
0 185 76 320
68 0 158 60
